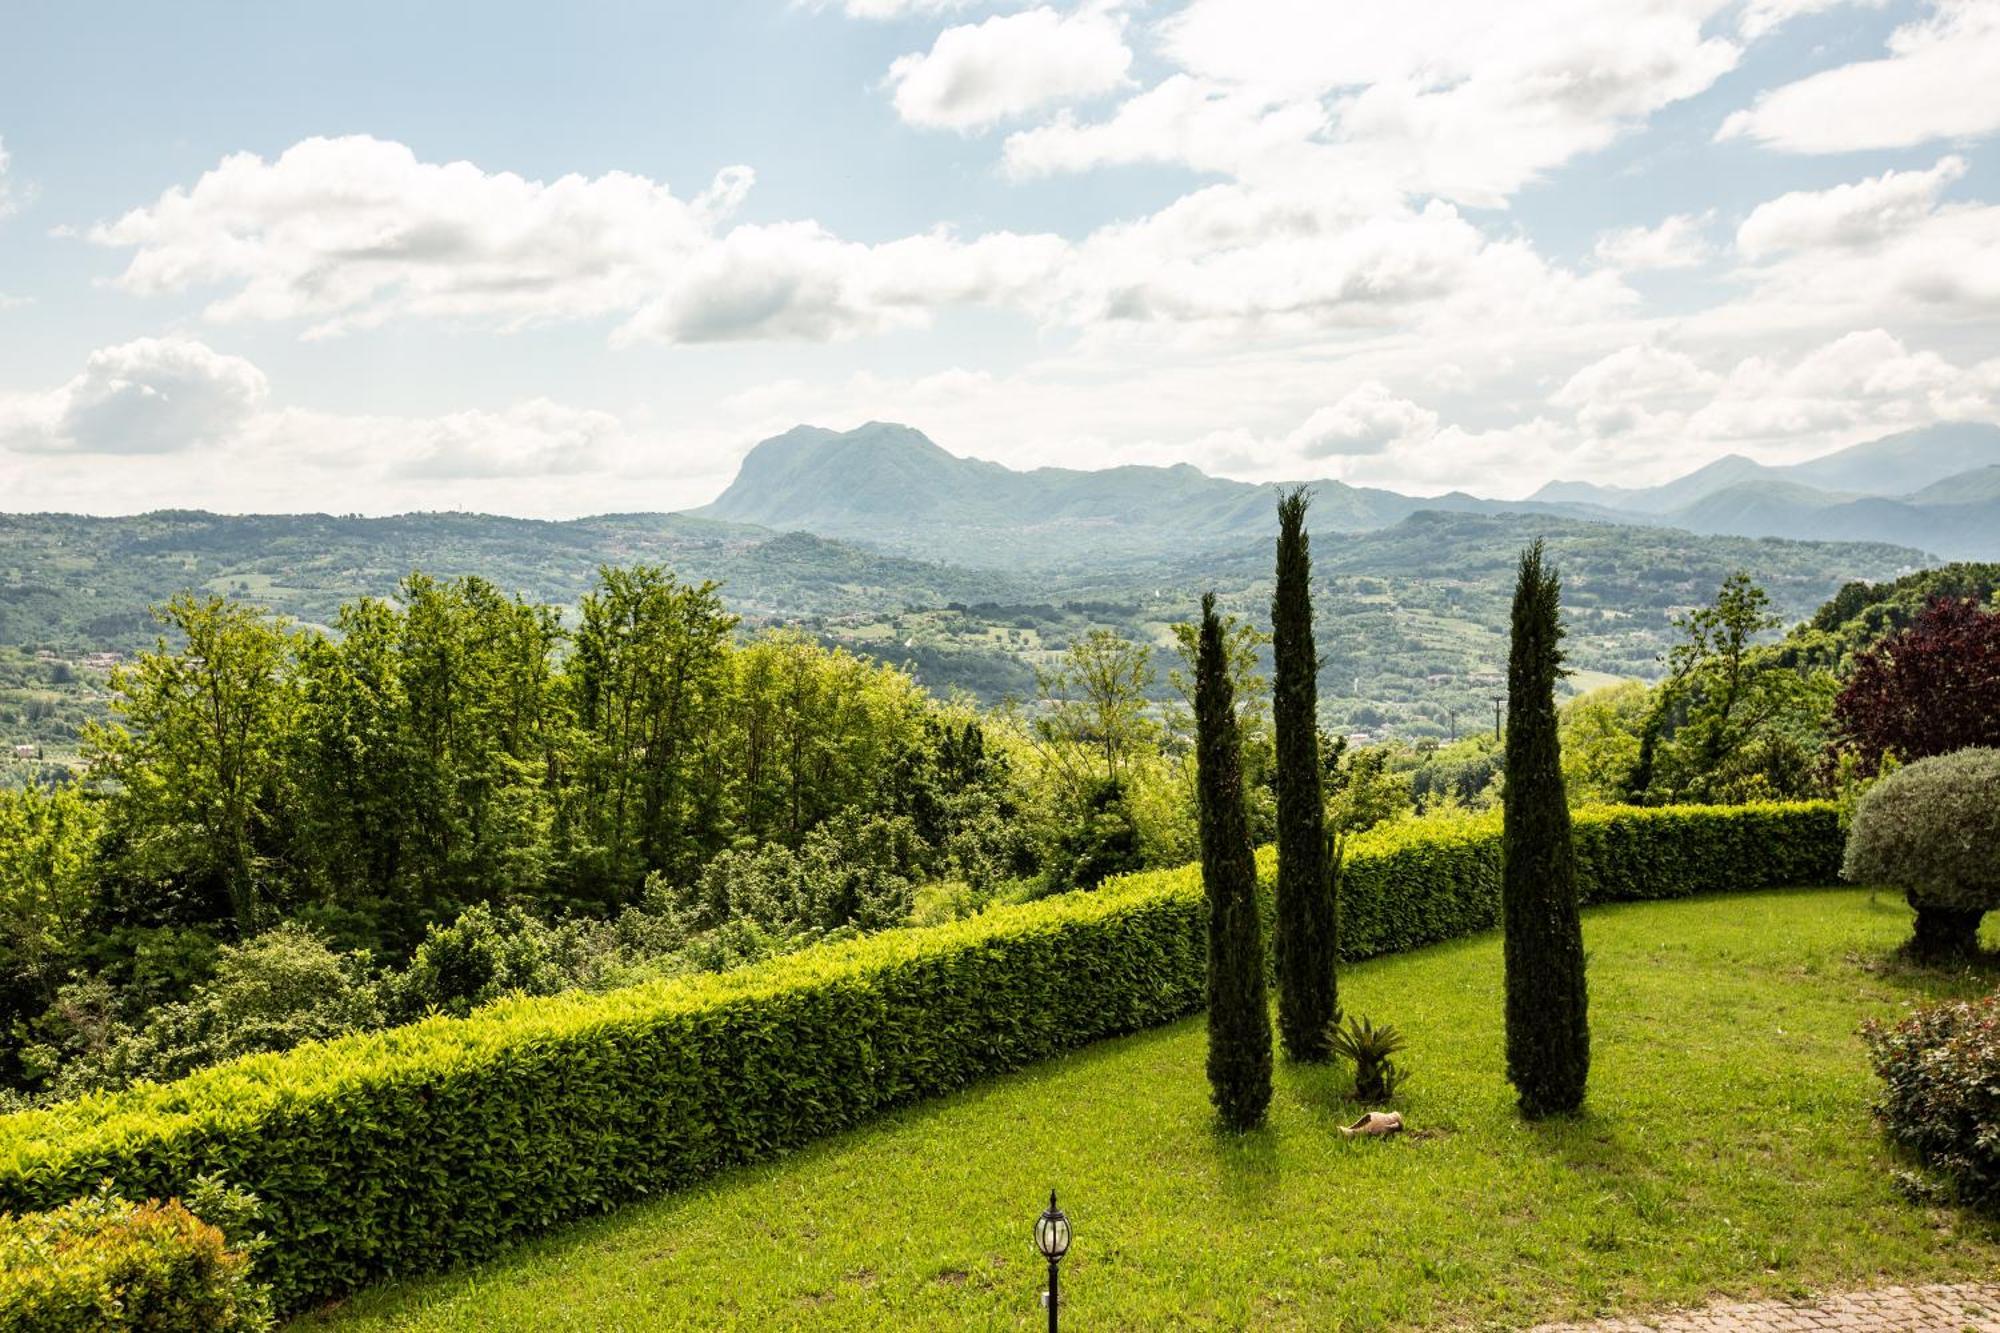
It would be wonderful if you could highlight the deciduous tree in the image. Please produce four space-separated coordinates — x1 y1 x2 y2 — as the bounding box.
1833 595 2000 774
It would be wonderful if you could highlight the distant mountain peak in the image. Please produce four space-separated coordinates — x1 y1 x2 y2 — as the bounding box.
696 419 2000 568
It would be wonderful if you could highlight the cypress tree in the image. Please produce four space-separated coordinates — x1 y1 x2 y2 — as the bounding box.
1196 592 1273 1131
1502 540 1590 1118
1272 487 1337 1061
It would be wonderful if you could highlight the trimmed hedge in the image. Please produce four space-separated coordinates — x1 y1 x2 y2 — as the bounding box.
0 1190 269 1331
0 802 1840 1313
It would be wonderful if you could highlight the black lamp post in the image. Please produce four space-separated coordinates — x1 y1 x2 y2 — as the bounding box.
1034 1189 1071 1332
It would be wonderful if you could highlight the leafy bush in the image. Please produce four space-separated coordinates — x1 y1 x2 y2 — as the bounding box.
1863 990 2000 1210
1330 1014 1408 1103
0 1186 271 1331
675 811 922 939
0 802 1840 1313
1842 748 2000 957
387 903 592 1021
908 880 985 927
32 925 383 1101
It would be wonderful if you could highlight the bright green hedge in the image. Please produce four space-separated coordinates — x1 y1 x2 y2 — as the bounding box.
0 802 1839 1312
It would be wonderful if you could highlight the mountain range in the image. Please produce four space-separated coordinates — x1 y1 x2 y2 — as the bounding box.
699 420 2000 565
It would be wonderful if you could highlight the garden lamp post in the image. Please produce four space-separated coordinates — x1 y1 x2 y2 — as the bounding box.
1034 1189 1071 1333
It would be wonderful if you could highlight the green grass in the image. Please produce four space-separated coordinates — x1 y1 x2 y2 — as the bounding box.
300 889 2000 1331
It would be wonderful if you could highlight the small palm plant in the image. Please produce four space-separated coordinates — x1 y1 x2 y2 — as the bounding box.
1330 1012 1409 1102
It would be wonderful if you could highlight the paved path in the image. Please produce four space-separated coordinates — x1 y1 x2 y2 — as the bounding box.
1529 1283 2000 1332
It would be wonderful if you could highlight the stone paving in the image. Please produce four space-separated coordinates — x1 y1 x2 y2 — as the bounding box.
1528 1283 2000 1332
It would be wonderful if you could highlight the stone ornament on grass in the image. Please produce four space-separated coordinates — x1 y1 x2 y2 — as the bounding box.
1340 1111 1404 1138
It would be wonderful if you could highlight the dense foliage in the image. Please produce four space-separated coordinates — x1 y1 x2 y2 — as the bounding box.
1502 542 1589 1119
1865 989 2000 1211
1786 562 2000 670
1832 596 2000 773
1271 488 1336 1062
1195 593 1273 1131
0 800 1839 1313
1842 748 2000 958
0 569 1061 1100
0 1188 269 1332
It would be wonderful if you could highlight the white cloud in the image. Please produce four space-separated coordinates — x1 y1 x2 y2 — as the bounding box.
1009 0 1742 207
1723 158 2000 330
1592 213 1713 270
1718 0 2000 152
0 338 733 514
1684 329 1995 443
1048 186 1631 339
621 222 1066 344
1552 343 1717 436
84 134 1631 349
88 135 1070 345
1736 157 1964 257
0 337 268 454
1285 383 1439 457
1528 330 1998 483
1004 76 1340 187
887 7 1132 130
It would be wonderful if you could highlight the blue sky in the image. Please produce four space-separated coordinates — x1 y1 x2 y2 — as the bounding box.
2 0 1997 515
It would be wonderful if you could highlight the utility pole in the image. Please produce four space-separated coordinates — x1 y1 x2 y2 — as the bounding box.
1492 695 1505 740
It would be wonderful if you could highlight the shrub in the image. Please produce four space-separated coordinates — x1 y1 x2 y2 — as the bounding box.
908 880 985 927
1842 748 2000 958
0 1187 270 1331
29 926 382 1104
1863 990 2000 1210
387 903 586 1020
677 812 921 938
1330 1014 1407 1103
0 801 1840 1313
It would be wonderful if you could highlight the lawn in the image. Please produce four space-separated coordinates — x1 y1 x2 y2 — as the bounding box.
300 888 2000 1331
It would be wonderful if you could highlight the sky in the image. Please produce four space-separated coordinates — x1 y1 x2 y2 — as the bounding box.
1 0 1998 517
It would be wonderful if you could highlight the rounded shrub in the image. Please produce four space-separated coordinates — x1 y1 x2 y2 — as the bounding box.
0 1189 270 1331
1843 747 2000 958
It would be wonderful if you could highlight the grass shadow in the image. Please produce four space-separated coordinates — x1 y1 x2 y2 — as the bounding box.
1850 944 2000 1001
1201 1117 1281 1214
1517 1106 1648 1177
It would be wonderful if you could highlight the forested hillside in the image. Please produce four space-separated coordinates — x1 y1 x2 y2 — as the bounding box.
0 510 1034 652
0 507 1926 750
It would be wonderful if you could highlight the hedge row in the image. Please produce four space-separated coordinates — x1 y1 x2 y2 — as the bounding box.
0 1190 269 1332
0 802 1840 1313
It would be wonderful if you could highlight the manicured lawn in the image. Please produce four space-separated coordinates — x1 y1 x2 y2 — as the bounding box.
301 888 2000 1330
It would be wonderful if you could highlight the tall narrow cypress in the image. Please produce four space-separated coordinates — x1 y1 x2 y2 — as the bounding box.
1272 487 1337 1061
1502 540 1590 1118
1196 592 1273 1131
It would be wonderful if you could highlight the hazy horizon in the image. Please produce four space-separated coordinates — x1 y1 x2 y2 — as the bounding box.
4 1 1999 518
